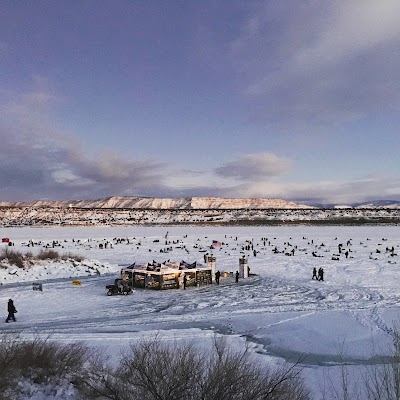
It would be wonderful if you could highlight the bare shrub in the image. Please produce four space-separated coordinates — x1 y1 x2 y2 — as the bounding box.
82 335 310 400
362 325 400 400
120 336 204 400
75 351 121 399
322 338 362 400
0 334 21 399
61 252 85 262
202 337 309 400
37 249 60 260
0 334 93 399
0 334 310 400
15 337 89 383
0 248 25 268
37 249 86 262
0 248 84 265
323 325 400 400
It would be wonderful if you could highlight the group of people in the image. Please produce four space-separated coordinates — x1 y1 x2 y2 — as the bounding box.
214 270 240 285
312 267 324 281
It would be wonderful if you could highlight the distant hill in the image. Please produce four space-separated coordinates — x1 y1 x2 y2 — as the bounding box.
353 200 400 208
304 200 400 209
0 196 313 210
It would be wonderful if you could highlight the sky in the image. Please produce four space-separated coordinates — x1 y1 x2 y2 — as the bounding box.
0 0 399 205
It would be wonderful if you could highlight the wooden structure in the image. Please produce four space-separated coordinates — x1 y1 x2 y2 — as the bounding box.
120 260 212 290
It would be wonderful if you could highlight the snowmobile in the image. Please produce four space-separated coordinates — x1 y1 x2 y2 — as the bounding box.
106 278 133 296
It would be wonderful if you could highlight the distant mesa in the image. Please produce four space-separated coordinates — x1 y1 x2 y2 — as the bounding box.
0 196 313 210
1 196 399 226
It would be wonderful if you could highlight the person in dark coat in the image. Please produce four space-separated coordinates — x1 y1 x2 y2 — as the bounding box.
312 267 317 280
235 271 239 283
5 299 17 323
183 274 187 290
215 270 221 285
318 267 324 281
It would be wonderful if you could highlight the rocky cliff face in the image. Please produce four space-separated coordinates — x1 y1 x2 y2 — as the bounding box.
0 196 312 209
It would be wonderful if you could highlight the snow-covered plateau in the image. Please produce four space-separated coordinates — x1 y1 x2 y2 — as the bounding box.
0 196 310 209
1 224 400 399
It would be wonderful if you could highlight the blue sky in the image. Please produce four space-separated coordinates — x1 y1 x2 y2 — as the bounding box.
1 0 399 204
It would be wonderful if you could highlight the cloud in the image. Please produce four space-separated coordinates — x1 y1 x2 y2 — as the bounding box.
230 0 400 126
0 86 169 201
221 175 400 205
1 82 399 204
161 170 400 205
155 152 293 199
214 153 291 181
292 0 400 70
286 176 400 205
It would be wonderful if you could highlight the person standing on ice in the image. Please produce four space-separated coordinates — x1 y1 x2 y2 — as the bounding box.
179 272 185 289
5 299 17 323
183 274 187 290
318 267 324 281
215 270 221 285
235 271 239 283
312 267 317 280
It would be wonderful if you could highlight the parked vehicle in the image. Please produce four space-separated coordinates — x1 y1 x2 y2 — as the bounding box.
106 278 133 296
32 283 43 291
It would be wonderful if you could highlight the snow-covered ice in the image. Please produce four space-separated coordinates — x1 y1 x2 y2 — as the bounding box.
1 225 400 398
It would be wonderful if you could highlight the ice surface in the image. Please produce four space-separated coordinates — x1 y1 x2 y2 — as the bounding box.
1 225 400 398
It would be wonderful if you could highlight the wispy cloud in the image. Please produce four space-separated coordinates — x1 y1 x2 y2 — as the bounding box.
294 0 400 69
209 175 400 205
231 0 400 126
163 153 400 204
214 152 291 181
283 176 400 205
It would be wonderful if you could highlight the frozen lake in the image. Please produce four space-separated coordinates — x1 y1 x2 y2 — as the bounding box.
1 225 400 398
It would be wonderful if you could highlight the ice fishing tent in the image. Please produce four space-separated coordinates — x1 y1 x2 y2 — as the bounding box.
120 260 212 290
